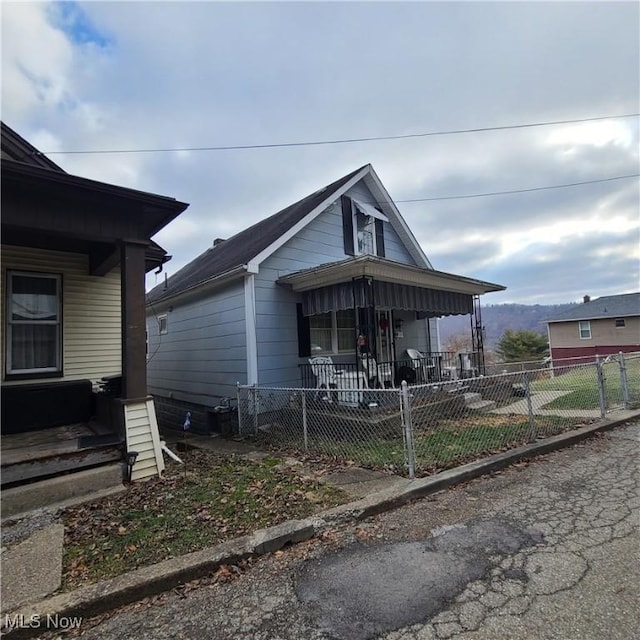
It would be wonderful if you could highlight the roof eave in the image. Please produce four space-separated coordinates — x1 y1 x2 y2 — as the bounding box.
278 256 505 296
548 312 639 324
247 165 370 271
147 264 249 309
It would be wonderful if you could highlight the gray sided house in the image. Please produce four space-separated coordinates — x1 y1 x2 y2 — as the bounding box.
146 164 505 434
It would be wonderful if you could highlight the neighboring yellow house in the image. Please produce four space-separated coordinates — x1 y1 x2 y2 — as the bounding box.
546 292 640 363
1 122 189 487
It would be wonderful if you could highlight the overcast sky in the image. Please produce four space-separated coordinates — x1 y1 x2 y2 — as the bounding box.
2 1 639 305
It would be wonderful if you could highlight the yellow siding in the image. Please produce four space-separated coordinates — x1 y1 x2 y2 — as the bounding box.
124 399 165 481
1 245 121 385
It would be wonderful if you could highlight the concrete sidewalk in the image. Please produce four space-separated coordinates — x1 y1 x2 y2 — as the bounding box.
1 411 638 638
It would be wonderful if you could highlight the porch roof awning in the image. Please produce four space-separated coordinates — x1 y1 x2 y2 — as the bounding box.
278 255 506 317
278 255 505 294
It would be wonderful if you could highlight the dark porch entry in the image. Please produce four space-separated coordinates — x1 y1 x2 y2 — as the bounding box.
1 424 122 487
0 379 123 487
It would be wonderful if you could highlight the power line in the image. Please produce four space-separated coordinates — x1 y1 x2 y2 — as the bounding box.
392 173 640 203
39 112 639 155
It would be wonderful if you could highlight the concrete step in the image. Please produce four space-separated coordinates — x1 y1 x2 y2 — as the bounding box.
464 392 483 405
467 399 498 412
1 463 124 520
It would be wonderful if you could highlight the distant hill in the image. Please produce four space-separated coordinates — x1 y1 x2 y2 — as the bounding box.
438 303 578 350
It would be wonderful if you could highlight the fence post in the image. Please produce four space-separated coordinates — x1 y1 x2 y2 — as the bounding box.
524 370 536 441
302 391 308 451
619 352 630 410
596 355 607 419
236 383 243 436
252 384 259 435
400 381 416 479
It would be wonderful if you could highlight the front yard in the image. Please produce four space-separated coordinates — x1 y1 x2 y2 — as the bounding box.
256 413 590 475
62 450 347 589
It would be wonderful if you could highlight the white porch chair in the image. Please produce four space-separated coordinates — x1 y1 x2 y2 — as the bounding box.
359 355 394 388
308 356 340 400
405 348 430 383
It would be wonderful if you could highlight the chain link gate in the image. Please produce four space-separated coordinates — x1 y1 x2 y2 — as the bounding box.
600 352 640 414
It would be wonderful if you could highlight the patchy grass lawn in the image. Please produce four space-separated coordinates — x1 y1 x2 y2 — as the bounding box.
531 356 640 410
61 449 347 589
259 415 590 476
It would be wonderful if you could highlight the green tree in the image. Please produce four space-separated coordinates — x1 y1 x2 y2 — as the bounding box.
495 329 548 362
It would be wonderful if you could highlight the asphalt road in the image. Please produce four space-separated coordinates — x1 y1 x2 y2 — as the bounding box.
49 422 639 640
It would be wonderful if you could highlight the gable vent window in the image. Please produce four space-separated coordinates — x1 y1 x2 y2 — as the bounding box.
158 314 168 335
356 213 375 255
341 196 388 258
615 318 626 328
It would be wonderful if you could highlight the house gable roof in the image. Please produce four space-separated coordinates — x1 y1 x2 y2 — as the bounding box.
1 122 189 273
546 292 640 323
147 165 418 302
147 164 431 305
1 121 66 172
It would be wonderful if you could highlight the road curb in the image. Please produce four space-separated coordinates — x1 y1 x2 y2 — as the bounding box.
2 413 637 638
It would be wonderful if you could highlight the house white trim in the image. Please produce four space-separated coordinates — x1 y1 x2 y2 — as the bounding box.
149 264 249 312
360 169 432 268
279 255 504 295
247 164 430 272
246 165 369 273
352 198 389 222
244 274 258 385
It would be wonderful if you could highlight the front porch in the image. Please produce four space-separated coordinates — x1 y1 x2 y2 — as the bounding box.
300 350 483 391
1 422 123 488
0 378 126 488
279 254 502 392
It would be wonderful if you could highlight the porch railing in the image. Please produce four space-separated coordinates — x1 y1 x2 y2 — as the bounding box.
301 351 481 389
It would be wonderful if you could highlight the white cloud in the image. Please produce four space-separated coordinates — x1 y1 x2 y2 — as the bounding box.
1 3 72 116
2 0 639 305
546 121 635 149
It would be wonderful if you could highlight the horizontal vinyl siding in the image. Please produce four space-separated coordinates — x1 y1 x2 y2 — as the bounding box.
125 399 164 481
549 317 640 350
1 245 121 385
147 280 247 405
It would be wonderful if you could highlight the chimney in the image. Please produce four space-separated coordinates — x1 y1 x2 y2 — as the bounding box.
213 238 226 247
583 295 591 303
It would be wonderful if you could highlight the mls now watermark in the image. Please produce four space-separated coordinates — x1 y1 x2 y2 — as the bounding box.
2 613 82 631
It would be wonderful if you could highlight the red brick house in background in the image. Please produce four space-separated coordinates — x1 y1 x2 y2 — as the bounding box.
546 292 640 363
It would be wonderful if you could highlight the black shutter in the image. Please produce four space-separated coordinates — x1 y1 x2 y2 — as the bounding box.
296 303 311 357
342 195 355 256
375 219 385 257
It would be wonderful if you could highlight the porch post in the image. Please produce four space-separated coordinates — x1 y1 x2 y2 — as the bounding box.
120 240 148 399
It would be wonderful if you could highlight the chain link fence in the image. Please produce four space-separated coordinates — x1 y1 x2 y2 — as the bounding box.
237 352 639 478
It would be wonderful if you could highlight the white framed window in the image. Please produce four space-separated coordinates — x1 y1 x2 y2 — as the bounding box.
579 320 591 339
356 213 376 255
310 309 355 354
6 271 62 375
158 314 168 335
352 199 388 257
615 318 626 328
